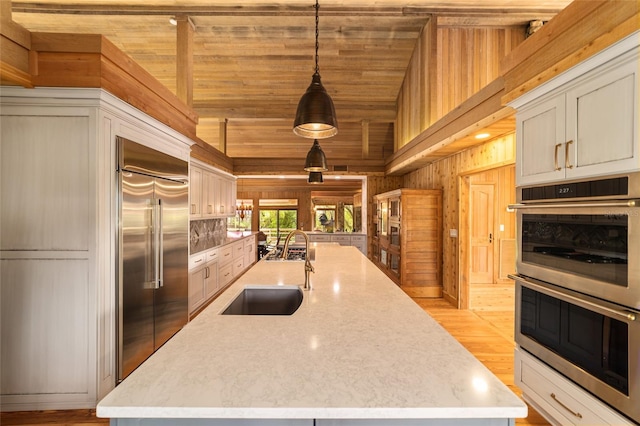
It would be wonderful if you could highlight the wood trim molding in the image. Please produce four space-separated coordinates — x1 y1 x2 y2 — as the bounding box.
386 78 513 175
500 0 639 104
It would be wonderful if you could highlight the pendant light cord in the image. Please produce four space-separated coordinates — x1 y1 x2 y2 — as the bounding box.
314 0 320 74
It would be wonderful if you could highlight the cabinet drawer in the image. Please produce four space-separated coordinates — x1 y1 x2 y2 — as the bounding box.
232 257 245 276
309 234 331 242
232 241 245 259
330 235 351 244
189 253 206 270
515 349 633 425
205 247 219 263
219 263 233 287
219 245 234 265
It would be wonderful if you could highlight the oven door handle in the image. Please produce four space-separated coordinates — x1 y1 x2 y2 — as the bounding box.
508 199 639 210
510 274 638 322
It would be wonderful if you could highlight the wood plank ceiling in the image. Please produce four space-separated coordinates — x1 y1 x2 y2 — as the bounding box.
10 0 570 187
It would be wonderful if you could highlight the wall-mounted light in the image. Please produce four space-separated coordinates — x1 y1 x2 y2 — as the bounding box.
293 0 338 139
169 17 177 25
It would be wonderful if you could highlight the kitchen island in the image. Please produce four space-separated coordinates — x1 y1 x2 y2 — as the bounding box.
97 243 526 425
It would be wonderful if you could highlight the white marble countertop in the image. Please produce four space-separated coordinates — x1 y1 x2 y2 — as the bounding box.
97 243 526 421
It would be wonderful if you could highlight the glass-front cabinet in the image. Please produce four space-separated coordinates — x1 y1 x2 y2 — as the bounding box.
377 199 388 238
371 188 443 298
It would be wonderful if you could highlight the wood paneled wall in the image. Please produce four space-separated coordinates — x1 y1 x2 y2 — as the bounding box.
403 133 515 306
468 165 516 284
396 19 526 149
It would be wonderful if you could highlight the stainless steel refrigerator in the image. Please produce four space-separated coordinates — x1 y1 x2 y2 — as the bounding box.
116 137 189 382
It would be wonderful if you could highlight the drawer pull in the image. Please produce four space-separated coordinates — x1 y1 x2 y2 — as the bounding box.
194 258 203 264
550 393 582 419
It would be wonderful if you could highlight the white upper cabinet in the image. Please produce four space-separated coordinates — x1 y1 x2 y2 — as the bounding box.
513 35 639 186
565 61 636 178
190 166 203 216
190 161 236 219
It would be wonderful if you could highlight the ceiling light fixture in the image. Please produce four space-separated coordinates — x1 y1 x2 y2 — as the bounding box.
304 139 328 172
308 172 324 184
293 0 338 139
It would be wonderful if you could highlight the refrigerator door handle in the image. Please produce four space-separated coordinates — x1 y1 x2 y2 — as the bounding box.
157 198 164 288
151 198 164 289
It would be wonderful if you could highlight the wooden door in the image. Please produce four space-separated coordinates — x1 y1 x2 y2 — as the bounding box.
470 184 494 284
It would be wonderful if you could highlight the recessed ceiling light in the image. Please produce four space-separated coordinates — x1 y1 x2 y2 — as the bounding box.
475 133 490 140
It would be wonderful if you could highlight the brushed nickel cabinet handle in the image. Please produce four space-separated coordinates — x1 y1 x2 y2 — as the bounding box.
565 140 574 169
550 393 582 419
554 143 562 171
191 203 197 214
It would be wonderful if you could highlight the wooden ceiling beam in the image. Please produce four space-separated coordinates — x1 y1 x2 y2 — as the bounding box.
11 3 564 20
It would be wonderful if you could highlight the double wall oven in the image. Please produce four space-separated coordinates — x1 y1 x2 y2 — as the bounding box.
510 173 640 424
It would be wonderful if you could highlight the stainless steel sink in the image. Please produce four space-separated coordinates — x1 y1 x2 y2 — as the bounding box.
220 285 303 315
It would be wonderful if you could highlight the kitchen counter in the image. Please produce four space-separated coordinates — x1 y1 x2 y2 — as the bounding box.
97 243 526 425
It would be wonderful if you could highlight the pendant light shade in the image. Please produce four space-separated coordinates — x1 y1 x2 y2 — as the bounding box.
293 0 338 139
294 72 338 139
308 171 324 184
304 139 328 172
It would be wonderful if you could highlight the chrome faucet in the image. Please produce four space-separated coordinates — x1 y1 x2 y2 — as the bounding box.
282 229 314 290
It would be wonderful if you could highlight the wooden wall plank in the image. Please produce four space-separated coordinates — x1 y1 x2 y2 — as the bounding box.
402 134 515 305
395 22 526 150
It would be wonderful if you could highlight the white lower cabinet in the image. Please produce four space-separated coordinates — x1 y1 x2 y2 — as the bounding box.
188 249 220 315
308 233 367 255
189 235 256 316
514 348 633 425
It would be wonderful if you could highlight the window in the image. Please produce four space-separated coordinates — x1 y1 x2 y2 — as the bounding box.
314 203 354 232
315 205 335 232
258 199 298 245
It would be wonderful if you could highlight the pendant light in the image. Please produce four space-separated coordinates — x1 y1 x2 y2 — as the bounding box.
304 139 328 172
293 0 338 139
308 171 324 184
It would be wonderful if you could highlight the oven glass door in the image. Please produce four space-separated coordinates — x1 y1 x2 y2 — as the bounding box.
515 276 640 423
521 211 628 286
515 202 639 309
520 283 629 395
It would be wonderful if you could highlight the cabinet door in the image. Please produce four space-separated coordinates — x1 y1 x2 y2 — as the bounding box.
188 267 206 313
516 95 566 186
566 57 638 179
190 166 202 217
204 262 219 300
202 171 217 217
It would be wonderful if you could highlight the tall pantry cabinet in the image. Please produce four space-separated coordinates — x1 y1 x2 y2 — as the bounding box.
0 87 193 411
372 189 443 298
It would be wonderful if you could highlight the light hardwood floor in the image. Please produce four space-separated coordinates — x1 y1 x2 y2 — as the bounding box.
1 283 548 426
